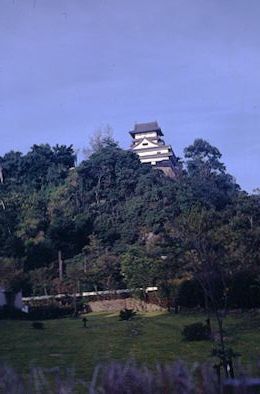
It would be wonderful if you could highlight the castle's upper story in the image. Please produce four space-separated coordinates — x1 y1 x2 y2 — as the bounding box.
129 121 177 178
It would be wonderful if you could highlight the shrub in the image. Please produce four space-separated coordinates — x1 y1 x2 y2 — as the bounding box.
119 308 136 321
28 305 74 320
182 322 210 341
0 306 27 320
177 280 205 308
228 270 260 309
177 277 226 310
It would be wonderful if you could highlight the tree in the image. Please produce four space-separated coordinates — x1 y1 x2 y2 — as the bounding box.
142 231 184 312
175 207 236 378
184 139 226 176
0 151 23 190
183 139 239 210
121 247 157 298
83 126 116 158
66 260 84 316
30 266 52 296
0 135 259 313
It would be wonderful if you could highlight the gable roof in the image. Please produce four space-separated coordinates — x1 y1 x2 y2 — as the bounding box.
132 138 160 149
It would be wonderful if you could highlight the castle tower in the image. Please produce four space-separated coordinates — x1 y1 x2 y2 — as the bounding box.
130 121 177 178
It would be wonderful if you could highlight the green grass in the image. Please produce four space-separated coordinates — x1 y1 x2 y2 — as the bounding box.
0 311 259 379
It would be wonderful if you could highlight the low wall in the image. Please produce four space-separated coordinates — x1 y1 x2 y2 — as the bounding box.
88 298 165 312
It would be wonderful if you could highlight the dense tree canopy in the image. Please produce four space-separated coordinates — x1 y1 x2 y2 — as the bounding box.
0 137 259 303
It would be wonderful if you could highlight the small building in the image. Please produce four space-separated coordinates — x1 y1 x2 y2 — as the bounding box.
0 287 24 310
129 121 178 178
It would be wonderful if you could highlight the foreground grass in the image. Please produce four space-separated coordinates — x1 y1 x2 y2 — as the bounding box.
0 311 259 379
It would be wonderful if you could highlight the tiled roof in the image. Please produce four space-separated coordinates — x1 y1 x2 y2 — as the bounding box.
129 121 164 137
134 121 160 132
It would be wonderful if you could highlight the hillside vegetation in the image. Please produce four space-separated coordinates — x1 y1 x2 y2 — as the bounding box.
0 137 259 307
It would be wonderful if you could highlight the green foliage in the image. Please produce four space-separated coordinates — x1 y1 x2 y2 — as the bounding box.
183 139 239 210
0 144 75 192
0 137 259 305
121 248 157 290
177 280 205 308
28 304 74 320
228 270 260 309
0 258 25 294
184 138 225 176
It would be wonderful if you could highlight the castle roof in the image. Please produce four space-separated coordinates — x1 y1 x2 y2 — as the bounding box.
130 121 163 137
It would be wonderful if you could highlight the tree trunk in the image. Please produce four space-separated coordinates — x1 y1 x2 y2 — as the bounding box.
83 255 87 274
58 250 63 281
73 290 77 317
44 285 48 296
215 310 229 378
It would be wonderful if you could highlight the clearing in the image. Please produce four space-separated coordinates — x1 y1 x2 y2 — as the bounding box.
0 311 259 379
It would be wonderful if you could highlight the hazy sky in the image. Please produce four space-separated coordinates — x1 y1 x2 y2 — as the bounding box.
0 0 259 192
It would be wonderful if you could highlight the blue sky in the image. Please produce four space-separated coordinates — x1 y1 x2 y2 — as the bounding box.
0 0 259 192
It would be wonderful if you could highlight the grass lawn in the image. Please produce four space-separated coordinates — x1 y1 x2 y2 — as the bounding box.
0 311 259 380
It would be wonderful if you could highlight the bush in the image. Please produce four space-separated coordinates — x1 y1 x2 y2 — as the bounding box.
228 270 260 309
28 305 74 320
119 308 136 321
182 322 210 341
177 280 205 308
0 306 27 320
177 277 226 310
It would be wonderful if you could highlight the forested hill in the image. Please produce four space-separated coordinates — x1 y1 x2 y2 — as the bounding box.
0 137 259 298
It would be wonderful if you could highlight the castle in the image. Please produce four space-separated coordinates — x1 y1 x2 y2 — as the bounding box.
129 121 178 178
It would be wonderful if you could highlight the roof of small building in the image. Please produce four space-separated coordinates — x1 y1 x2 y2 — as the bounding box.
130 121 163 137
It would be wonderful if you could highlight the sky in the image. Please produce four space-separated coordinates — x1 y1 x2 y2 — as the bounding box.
0 0 259 192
